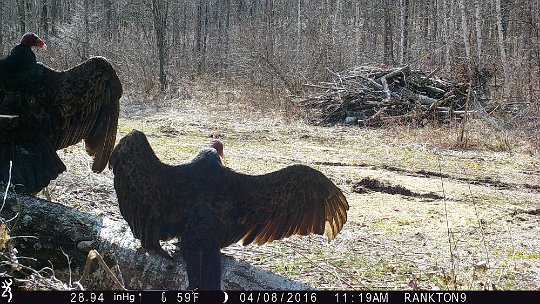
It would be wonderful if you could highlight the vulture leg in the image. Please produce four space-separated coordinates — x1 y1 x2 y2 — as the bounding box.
143 221 173 260
181 203 221 291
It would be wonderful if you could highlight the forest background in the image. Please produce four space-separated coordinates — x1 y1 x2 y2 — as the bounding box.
0 0 538 139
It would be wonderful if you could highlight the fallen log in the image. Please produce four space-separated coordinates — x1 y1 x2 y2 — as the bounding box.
0 190 311 290
423 85 446 95
377 65 410 81
419 67 440 86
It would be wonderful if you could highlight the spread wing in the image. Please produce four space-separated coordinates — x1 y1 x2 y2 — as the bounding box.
110 130 349 255
109 130 193 257
0 56 121 193
219 165 349 247
46 57 122 172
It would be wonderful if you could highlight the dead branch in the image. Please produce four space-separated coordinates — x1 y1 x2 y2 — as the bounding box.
297 65 470 125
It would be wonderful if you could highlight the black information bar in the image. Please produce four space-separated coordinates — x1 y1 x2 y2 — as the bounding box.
0 290 538 304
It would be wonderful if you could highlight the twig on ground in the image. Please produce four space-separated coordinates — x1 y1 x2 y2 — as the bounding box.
81 249 126 290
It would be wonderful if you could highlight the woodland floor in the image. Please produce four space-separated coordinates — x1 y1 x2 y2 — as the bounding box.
38 93 539 291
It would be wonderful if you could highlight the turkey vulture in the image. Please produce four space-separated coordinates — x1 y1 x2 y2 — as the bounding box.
1 33 46 77
109 130 349 290
0 36 122 194
0 33 46 96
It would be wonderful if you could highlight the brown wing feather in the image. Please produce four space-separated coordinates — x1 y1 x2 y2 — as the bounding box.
48 57 122 172
0 57 121 193
110 131 168 241
109 130 194 254
110 131 348 255
219 165 349 248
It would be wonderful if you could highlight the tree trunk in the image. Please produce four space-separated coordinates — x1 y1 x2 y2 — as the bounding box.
182 0 187 60
50 0 59 36
104 0 113 40
0 0 3 49
400 0 410 64
495 0 510 101
459 0 471 76
432 0 438 43
217 0 231 73
474 0 483 71
441 0 452 68
525 1 533 101
0 191 311 290
383 0 394 65
152 0 168 91
296 0 302 62
195 0 208 75
40 0 48 38
83 0 89 59
17 0 26 34
354 2 362 65
265 0 275 64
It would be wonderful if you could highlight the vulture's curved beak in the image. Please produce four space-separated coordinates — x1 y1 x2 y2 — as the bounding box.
37 39 47 50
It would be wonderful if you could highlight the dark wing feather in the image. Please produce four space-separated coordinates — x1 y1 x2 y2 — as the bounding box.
219 165 349 248
47 57 122 172
109 130 194 254
110 131 348 257
0 56 121 193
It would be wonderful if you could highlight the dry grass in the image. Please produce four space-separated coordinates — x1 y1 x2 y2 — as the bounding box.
15 88 539 291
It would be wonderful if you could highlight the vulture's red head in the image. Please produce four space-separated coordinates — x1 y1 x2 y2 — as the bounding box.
211 139 224 158
20 32 47 49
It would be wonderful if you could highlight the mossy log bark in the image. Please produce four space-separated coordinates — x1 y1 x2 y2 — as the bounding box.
0 191 310 290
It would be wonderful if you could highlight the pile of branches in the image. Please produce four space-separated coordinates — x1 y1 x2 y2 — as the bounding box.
298 65 471 126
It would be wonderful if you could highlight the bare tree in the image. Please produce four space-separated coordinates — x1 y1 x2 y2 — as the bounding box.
459 0 471 76
104 0 114 40
383 0 394 65
0 0 537 107
50 0 60 36
217 0 231 73
495 0 510 100
40 0 48 38
83 0 89 58
474 0 483 71
0 0 3 48
440 0 452 68
17 0 26 34
195 0 208 74
400 0 410 64
524 0 534 99
151 0 168 91
296 0 302 61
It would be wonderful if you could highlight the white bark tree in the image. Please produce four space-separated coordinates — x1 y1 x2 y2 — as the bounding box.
474 0 483 71
459 0 471 75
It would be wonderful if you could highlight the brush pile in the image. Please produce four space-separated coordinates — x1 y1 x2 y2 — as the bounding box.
297 65 471 126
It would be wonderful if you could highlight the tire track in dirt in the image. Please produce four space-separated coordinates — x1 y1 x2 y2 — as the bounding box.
351 177 444 200
308 160 540 193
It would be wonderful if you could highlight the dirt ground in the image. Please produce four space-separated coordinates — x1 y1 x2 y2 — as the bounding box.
42 96 540 291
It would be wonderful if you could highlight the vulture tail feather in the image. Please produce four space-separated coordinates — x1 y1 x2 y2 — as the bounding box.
0 134 65 194
181 203 221 290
